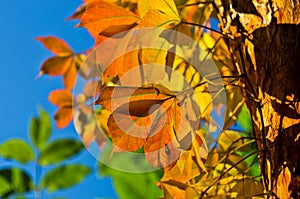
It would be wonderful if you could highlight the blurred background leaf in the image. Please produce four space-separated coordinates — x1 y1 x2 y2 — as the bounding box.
0 139 34 164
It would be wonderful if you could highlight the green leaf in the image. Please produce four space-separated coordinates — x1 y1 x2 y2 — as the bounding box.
0 139 35 164
38 139 84 165
100 163 163 199
99 145 163 199
0 168 34 198
0 175 11 196
237 105 253 133
29 107 52 150
40 164 91 192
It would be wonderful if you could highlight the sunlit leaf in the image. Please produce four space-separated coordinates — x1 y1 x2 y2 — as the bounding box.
36 36 73 57
48 90 73 107
67 3 87 20
63 58 77 91
79 0 140 38
159 180 187 199
37 45 83 90
139 9 180 27
39 56 73 77
276 167 292 199
48 90 74 128
38 139 84 165
138 0 180 19
40 164 91 192
29 107 52 150
96 85 191 167
96 86 173 111
0 139 34 164
102 50 140 84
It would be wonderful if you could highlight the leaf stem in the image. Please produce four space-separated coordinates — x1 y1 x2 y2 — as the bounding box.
34 156 42 199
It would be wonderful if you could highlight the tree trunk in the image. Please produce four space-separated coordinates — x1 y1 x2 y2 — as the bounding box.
221 0 300 197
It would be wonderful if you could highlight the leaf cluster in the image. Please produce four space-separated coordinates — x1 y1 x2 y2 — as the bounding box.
0 108 91 198
35 0 265 198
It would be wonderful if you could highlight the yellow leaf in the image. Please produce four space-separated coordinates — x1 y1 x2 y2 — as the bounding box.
139 9 180 28
138 0 180 19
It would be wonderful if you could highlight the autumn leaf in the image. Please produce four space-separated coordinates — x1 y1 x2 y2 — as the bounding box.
67 3 87 20
48 89 74 128
79 0 140 38
36 36 73 57
102 50 140 84
96 85 194 167
138 0 180 19
96 86 174 111
161 130 207 183
36 36 85 90
138 9 180 28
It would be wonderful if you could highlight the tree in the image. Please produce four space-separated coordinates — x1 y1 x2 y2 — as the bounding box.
221 0 300 198
36 0 300 198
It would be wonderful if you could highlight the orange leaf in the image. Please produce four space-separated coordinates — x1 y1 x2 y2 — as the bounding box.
102 50 140 84
36 36 73 57
48 90 74 128
97 85 193 167
96 86 174 111
67 4 87 20
79 0 140 38
107 111 149 151
48 89 73 107
39 56 73 76
63 59 77 91
144 98 183 167
54 107 74 128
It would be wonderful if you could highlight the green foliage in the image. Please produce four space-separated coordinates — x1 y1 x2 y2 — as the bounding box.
100 164 163 199
237 105 253 133
29 107 52 150
0 168 34 198
0 108 90 198
41 164 91 192
0 139 35 164
38 139 84 165
99 148 164 199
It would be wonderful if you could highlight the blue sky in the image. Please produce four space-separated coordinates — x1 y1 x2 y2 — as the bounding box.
0 0 117 198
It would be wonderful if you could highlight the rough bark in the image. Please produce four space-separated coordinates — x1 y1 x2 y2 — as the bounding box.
220 0 300 197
